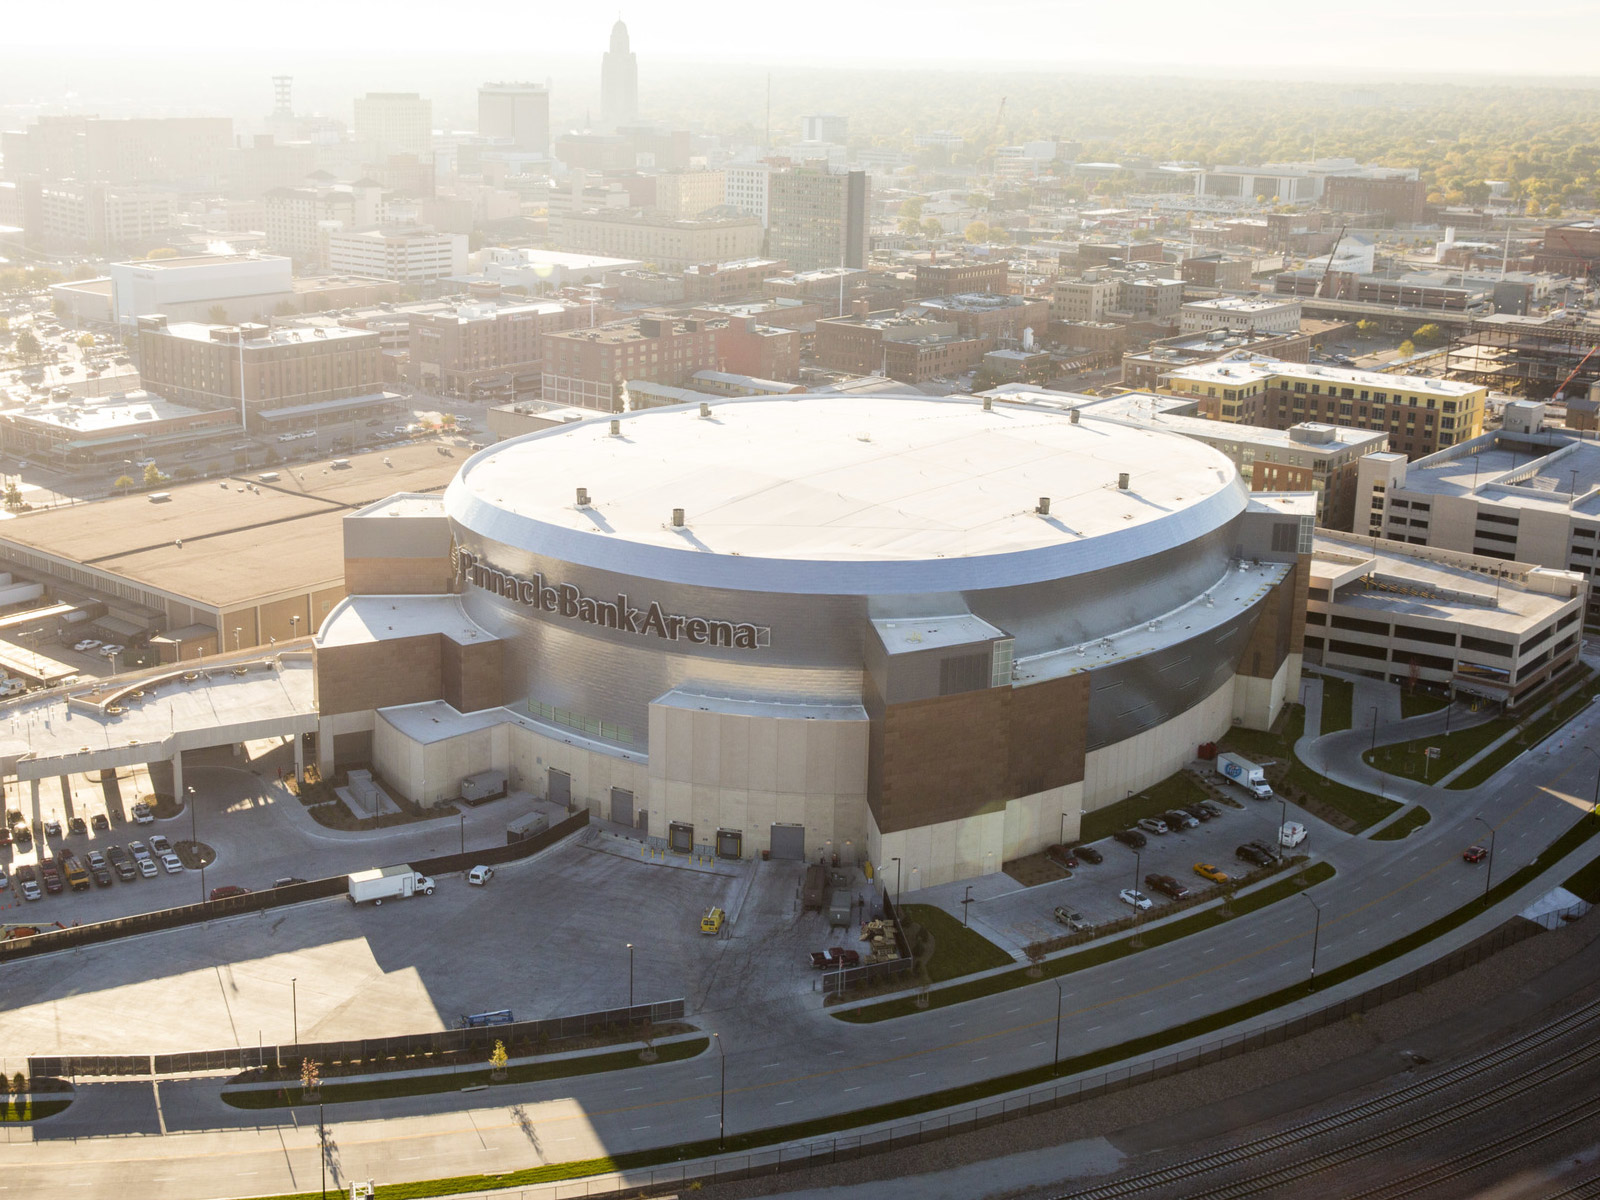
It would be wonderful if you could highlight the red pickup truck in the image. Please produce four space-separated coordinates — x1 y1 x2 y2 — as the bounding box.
809 947 861 969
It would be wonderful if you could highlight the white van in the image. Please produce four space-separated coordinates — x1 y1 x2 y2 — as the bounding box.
1279 821 1308 849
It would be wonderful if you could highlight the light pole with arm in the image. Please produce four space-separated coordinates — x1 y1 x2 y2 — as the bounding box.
1474 816 1497 902
292 976 298 1043
627 942 634 1011
890 856 902 910
1302 893 1322 992
1369 705 1380 752
1052 978 1063 1076
1060 812 1068 846
715 1032 725 1150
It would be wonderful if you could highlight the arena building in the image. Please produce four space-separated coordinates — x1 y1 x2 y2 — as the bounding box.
314 394 1311 888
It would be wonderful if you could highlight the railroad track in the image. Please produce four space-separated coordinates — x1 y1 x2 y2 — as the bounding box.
1049 992 1600 1200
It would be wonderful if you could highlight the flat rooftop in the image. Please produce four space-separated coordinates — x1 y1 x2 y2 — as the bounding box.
116 253 289 270
1182 296 1298 312
1165 356 1482 396
2 390 209 434
452 394 1241 564
156 321 374 347
316 594 495 650
0 440 469 609
1312 533 1579 635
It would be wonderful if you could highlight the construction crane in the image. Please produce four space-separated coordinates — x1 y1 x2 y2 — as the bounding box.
1317 225 1347 299
1552 340 1600 402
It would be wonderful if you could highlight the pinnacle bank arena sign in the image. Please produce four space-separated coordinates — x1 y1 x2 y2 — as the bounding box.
455 549 768 650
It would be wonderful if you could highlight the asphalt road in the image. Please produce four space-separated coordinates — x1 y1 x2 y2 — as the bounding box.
2 683 1596 1199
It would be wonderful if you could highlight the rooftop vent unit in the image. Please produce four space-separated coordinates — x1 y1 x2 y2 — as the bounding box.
1070 408 1081 425
610 419 621 435
1118 472 1130 490
700 402 712 418
671 507 685 527
983 397 993 411
576 487 590 506
1037 496 1051 515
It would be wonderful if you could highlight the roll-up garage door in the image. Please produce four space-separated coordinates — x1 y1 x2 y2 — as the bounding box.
610 787 634 827
769 823 805 861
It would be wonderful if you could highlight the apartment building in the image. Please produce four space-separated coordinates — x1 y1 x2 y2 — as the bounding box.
558 210 761 269
326 227 468 283
540 315 722 412
767 167 870 271
1122 327 1312 391
32 181 174 252
262 183 386 266
134 315 386 430
1161 355 1486 458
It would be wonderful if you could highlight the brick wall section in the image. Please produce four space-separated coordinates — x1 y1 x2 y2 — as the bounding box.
316 634 442 716
867 674 1090 836
441 637 505 713
344 555 454 596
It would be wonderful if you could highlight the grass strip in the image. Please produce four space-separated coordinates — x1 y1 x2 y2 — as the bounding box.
1564 850 1600 904
223 1038 708 1109
900 904 1014 982
1400 691 1450 719
838 862 1336 1024
242 818 1600 1200
1078 771 1211 845
1370 806 1431 842
1320 677 1354 733
1363 717 1512 783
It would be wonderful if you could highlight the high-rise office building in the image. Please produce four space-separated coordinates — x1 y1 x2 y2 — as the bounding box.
601 20 639 130
801 114 849 144
353 92 433 158
767 167 870 271
478 83 550 155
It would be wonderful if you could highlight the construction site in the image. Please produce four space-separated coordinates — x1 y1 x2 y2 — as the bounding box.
1445 314 1600 400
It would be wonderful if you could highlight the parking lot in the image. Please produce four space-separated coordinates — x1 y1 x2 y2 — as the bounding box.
0 817 861 1059
910 789 1310 957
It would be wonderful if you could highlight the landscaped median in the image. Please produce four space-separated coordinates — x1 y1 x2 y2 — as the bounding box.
836 861 1337 1024
1371 805 1431 841
223 1035 709 1109
241 820 1600 1200
1223 709 1400 833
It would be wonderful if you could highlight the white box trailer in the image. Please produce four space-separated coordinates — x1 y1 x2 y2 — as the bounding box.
1216 751 1273 799
0 583 45 609
348 864 435 905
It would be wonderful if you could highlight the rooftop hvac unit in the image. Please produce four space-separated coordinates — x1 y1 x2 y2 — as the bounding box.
609 419 621 435
700 402 712 417
1070 408 1081 425
576 486 589 506
1037 497 1051 515
1118 472 1130 490
671 507 685 527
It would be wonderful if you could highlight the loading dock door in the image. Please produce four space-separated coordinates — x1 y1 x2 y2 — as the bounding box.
548 768 571 809
668 821 694 853
610 787 634 827
716 829 742 860
769 823 805 861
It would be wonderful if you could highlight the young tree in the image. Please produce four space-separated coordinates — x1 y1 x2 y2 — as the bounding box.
1397 339 1416 358
113 474 135 494
15 329 40 360
299 1057 320 1099
964 221 990 244
488 1039 509 1081
142 463 166 488
1411 323 1445 347
76 333 95 349
3 481 21 509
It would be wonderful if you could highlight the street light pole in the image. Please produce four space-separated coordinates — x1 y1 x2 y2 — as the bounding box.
890 856 902 911
1302 893 1322 992
627 942 634 1011
458 812 465 854
1052 979 1063 1076
715 1033 726 1151
1059 812 1068 846
1369 705 1380 752
1474 816 1497 902
963 885 973 927
292 976 298 1043
319 1098 327 1200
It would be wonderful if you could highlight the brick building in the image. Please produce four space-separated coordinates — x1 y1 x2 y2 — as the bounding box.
816 307 991 383
408 296 581 397
1322 176 1427 225
714 316 801 381
1534 222 1600 278
135 316 388 431
540 315 723 412
1180 255 1252 289
908 293 1051 344
915 260 1008 297
558 210 762 270
682 258 787 303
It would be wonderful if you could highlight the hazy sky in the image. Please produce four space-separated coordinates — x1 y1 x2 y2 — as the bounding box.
6 0 1600 74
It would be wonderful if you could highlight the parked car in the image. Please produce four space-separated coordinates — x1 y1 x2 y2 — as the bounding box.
208 885 250 900
1235 843 1274 866
1247 839 1282 860
1183 804 1213 823
1046 844 1078 869
1112 828 1147 849
1072 843 1104 864
1119 888 1153 910
1053 906 1091 931
1135 817 1170 836
148 834 172 856
1145 873 1191 900
1462 844 1488 864
159 852 184 874
39 858 62 893
809 947 861 968
17 864 41 901
44 818 61 837
1164 809 1200 830
68 815 87 836
86 850 113 887
0 863 7 889
105 844 136 881
12 824 31 848
100 644 125 658
272 876 308 888
91 812 110 831
1193 862 1230 884
1197 801 1224 820
467 865 495 886
73 639 101 653
131 803 154 824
